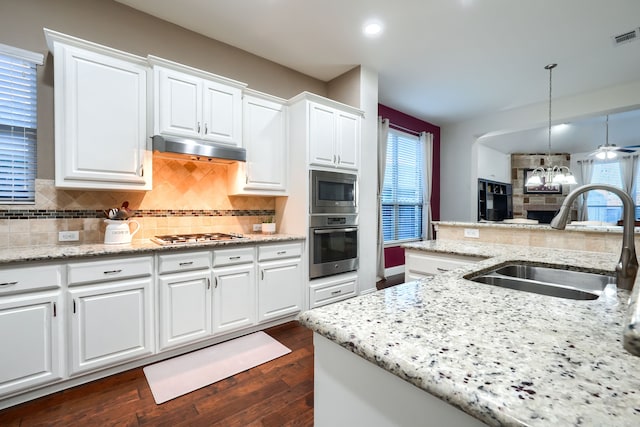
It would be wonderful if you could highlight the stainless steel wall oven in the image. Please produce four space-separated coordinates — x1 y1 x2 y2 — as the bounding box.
309 214 358 279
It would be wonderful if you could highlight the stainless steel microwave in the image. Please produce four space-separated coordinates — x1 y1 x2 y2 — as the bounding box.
310 170 357 214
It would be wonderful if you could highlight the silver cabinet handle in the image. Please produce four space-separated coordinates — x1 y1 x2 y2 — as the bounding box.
261 270 264 280
436 267 450 272
197 122 201 133
277 251 287 255
205 123 208 134
73 299 77 314
207 278 211 290
0 281 18 287
331 289 342 296
214 277 218 288
179 261 194 266
103 269 122 275
313 227 357 235
337 155 341 164
229 256 241 260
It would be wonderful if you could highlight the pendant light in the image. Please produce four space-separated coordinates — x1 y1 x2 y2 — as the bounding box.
525 64 577 187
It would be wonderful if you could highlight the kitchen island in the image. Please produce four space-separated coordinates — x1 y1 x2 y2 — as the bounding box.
297 240 640 426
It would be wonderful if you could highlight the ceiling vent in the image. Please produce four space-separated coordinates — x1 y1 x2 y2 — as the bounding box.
613 28 640 46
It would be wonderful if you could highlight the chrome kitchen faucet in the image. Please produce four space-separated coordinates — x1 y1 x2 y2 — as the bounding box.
550 184 638 291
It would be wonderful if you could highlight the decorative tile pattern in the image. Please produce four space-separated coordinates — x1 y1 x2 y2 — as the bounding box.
0 157 278 248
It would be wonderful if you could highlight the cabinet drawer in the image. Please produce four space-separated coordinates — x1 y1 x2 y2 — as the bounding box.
405 251 483 276
0 264 62 295
213 247 254 267
309 274 357 308
67 257 153 286
158 251 211 274
258 242 302 261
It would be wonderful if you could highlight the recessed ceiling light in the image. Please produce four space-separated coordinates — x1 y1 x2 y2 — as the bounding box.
363 21 383 37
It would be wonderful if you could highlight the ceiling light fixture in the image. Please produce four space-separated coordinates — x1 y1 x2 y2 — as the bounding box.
591 115 635 160
525 64 577 188
363 22 383 37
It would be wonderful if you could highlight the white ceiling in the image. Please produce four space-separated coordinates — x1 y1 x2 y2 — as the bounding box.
115 0 640 127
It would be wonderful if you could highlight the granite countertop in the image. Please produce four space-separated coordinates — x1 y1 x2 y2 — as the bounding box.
297 239 640 426
0 233 305 264
436 220 638 234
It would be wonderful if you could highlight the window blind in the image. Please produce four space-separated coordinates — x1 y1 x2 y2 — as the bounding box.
382 129 424 242
0 48 41 203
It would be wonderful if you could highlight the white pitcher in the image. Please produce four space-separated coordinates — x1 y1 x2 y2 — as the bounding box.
104 219 140 244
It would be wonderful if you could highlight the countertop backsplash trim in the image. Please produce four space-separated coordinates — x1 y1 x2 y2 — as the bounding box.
0 209 275 219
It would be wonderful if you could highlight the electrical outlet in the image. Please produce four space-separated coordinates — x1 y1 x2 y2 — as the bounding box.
252 224 262 232
58 231 79 242
463 228 479 238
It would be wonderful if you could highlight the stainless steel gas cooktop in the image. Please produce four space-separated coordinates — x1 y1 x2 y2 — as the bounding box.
151 232 246 245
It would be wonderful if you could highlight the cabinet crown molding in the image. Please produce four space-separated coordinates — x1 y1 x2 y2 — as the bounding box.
43 28 147 66
148 54 247 89
288 91 364 117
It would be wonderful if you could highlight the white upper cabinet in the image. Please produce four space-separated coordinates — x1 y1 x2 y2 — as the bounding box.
290 93 362 171
228 91 288 195
150 56 246 147
44 29 151 191
308 101 360 170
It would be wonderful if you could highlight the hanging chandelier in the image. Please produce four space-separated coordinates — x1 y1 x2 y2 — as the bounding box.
525 64 577 187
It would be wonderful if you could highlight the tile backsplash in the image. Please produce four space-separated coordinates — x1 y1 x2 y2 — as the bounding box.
0 157 276 248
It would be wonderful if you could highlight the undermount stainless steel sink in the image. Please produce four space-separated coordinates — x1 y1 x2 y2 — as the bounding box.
465 263 616 300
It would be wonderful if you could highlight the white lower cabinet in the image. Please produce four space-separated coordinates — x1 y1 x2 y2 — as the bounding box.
212 263 256 334
158 270 212 351
212 246 256 334
157 251 212 351
257 243 303 323
66 256 154 376
0 264 63 398
309 272 357 308
404 249 485 281
0 291 62 398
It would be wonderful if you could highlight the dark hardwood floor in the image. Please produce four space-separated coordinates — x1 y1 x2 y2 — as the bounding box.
0 322 313 427
376 273 405 290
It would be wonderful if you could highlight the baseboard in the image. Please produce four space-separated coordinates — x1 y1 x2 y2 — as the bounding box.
385 265 404 277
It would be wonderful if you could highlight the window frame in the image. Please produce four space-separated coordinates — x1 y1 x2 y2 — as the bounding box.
0 43 43 205
381 128 425 245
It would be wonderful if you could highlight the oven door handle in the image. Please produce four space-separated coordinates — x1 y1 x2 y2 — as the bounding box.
313 227 358 234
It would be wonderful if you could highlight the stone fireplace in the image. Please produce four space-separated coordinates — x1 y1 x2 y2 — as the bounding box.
511 153 572 222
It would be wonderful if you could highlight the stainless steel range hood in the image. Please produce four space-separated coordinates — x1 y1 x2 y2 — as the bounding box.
152 135 246 163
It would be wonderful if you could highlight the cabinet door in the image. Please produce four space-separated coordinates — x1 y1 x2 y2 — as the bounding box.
158 271 212 351
213 264 256 334
242 95 287 192
54 43 149 190
155 67 202 138
202 80 242 146
258 258 302 322
335 111 359 170
68 278 153 375
309 103 337 167
0 292 62 397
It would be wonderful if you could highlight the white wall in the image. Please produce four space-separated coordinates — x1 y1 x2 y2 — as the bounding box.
357 66 379 294
441 79 640 221
477 145 511 183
